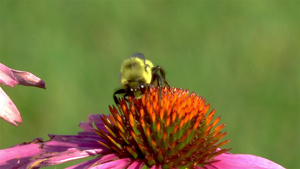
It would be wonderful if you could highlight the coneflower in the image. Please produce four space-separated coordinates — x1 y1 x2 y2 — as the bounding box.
96 87 230 168
0 87 285 169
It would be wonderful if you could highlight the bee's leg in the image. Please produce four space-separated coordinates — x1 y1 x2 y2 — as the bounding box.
152 66 170 87
124 92 130 101
113 88 126 105
159 67 170 88
156 74 163 88
124 89 136 105
156 75 163 102
146 83 151 94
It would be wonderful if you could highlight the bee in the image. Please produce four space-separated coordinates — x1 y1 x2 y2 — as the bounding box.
113 53 170 104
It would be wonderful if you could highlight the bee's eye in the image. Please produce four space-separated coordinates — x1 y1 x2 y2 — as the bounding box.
140 84 146 93
129 88 134 95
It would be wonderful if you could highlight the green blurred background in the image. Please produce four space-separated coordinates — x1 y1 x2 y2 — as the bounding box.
0 1 299 168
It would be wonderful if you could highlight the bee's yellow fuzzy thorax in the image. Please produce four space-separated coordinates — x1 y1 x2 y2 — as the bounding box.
120 57 154 87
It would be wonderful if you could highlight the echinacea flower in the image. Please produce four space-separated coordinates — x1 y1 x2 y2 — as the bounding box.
0 63 45 126
0 87 285 169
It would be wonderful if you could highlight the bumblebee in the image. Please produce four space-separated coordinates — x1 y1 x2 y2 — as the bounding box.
113 53 170 104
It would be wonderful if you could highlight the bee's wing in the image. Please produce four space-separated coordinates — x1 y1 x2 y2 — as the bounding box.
131 53 145 61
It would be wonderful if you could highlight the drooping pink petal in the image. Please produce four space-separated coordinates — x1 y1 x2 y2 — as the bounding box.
204 152 285 169
0 117 111 169
46 134 106 150
15 115 110 168
26 147 105 168
10 69 46 89
0 63 18 87
0 63 45 89
24 134 109 168
0 63 46 126
0 87 22 126
0 138 44 168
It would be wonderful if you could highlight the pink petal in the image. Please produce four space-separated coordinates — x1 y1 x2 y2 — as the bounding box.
0 63 18 87
26 147 105 168
150 165 162 169
0 138 44 168
205 152 285 169
0 87 22 126
91 158 133 169
66 158 101 169
11 69 45 89
127 159 145 169
46 134 106 150
79 114 108 132
0 63 45 89
66 153 120 169
23 134 109 168
0 63 45 126
79 114 102 132
92 153 120 165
